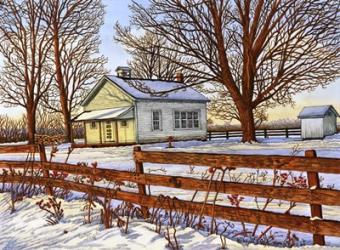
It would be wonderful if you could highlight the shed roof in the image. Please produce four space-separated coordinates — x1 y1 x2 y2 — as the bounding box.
74 106 134 122
298 105 339 119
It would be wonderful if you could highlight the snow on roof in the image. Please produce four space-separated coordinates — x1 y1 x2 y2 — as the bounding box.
106 75 209 102
74 106 134 121
298 105 339 119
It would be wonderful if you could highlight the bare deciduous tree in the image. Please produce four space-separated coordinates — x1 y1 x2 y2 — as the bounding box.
207 84 269 127
42 34 107 135
125 0 339 142
115 30 201 83
0 0 53 143
42 0 106 142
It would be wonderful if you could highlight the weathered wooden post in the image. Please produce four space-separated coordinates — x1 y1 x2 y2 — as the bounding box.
38 143 53 196
167 136 175 148
208 131 212 141
225 131 229 140
305 150 325 246
133 146 149 218
285 128 289 138
264 129 268 138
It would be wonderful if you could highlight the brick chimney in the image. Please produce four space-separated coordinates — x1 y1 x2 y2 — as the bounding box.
176 72 184 83
116 66 132 78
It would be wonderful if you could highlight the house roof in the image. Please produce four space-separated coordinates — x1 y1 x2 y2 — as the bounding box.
81 75 209 106
298 105 339 119
107 76 210 102
74 106 134 122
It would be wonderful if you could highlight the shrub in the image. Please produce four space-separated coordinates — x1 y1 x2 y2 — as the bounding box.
36 197 64 225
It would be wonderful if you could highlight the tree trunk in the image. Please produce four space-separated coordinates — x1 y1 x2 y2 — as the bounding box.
52 20 72 142
26 107 36 144
53 45 71 142
63 111 73 143
239 107 256 143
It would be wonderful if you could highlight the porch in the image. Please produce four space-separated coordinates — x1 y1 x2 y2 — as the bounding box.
74 107 136 145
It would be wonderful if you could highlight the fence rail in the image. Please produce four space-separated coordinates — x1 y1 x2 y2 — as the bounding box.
207 127 301 140
0 143 52 194
0 144 39 154
1 144 340 245
2 160 340 206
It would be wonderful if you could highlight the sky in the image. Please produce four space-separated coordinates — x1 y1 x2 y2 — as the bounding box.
0 0 339 122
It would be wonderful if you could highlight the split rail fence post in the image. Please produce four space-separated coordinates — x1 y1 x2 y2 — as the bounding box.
133 146 149 218
38 144 53 196
285 128 289 138
305 150 325 246
225 131 229 139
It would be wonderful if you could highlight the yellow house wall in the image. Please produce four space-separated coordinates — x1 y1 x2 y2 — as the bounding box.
83 80 136 144
84 79 134 111
117 119 136 143
85 121 101 144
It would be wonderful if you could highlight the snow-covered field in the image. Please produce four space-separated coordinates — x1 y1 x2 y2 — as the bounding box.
0 193 339 250
1 134 340 249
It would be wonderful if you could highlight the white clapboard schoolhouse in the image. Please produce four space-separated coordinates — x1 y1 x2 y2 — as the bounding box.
74 67 209 145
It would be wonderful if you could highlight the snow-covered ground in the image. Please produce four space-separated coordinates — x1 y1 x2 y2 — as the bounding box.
0 193 339 250
55 133 340 167
3 134 340 166
1 134 340 249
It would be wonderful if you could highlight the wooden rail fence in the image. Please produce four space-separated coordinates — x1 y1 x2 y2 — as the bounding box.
1 144 340 245
0 144 53 195
207 127 301 140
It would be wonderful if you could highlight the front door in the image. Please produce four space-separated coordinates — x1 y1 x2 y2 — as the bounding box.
105 121 116 142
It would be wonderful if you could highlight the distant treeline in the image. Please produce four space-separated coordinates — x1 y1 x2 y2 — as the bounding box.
0 113 83 143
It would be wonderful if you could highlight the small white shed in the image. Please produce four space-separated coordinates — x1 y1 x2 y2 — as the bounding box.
298 105 339 139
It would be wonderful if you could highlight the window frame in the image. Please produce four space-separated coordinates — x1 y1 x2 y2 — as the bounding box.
173 110 201 130
120 120 128 127
90 121 97 129
151 110 162 131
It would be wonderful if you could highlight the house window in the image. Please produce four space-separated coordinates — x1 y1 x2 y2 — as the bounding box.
174 111 200 129
152 110 162 131
90 122 96 129
121 120 127 127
